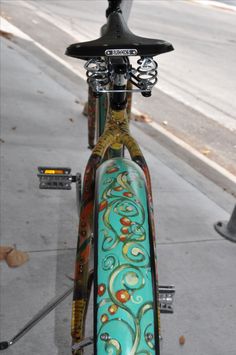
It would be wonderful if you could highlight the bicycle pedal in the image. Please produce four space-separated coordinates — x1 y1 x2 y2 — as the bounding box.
37 167 74 190
159 285 175 314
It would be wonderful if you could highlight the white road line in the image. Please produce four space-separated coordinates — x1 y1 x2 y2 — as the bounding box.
1 17 235 184
190 0 236 12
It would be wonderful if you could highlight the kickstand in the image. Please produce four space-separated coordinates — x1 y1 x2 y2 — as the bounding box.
0 286 73 350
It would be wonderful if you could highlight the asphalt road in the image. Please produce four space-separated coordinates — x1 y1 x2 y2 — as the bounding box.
0 0 236 177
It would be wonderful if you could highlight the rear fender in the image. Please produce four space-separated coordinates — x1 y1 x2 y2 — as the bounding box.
94 158 160 354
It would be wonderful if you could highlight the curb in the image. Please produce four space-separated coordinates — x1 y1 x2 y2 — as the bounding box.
132 106 236 197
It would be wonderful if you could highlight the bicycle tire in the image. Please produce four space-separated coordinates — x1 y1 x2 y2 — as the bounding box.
93 157 160 354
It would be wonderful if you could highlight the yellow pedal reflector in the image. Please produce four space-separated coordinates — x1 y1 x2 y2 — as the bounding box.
44 169 64 175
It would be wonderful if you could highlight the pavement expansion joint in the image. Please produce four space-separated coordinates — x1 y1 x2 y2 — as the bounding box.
26 247 77 254
158 238 226 246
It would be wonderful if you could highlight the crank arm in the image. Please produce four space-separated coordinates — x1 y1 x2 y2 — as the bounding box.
72 337 94 351
0 270 94 350
0 286 73 350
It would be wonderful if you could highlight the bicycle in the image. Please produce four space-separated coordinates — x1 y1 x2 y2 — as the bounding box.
0 1 175 354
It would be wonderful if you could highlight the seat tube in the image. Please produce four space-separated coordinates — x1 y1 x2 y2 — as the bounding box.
98 94 108 138
110 58 127 111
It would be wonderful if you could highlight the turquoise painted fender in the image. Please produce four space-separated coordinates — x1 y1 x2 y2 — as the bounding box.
94 158 159 354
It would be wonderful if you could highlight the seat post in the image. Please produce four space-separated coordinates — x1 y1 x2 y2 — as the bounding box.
106 0 122 18
106 0 133 22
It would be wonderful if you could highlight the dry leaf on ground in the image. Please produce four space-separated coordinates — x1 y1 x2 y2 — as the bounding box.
201 149 211 156
0 30 13 40
134 113 152 123
5 248 29 267
179 335 186 345
0 246 13 261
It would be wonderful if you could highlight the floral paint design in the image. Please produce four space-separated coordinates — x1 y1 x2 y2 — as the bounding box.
96 158 159 354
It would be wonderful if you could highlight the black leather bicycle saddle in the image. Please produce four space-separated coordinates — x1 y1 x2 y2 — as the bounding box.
66 11 174 60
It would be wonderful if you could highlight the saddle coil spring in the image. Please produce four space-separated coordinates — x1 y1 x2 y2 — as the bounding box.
136 57 158 89
85 56 158 96
85 58 110 93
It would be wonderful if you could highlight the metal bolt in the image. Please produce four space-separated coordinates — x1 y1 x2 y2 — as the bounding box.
100 333 110 341
146 333 154 341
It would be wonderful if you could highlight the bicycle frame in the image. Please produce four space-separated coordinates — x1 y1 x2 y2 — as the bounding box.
71 87 161 350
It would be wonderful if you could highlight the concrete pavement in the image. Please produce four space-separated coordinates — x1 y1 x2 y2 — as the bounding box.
0 26 236 355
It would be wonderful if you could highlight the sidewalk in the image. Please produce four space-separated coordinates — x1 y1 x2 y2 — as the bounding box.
0 34 236 355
